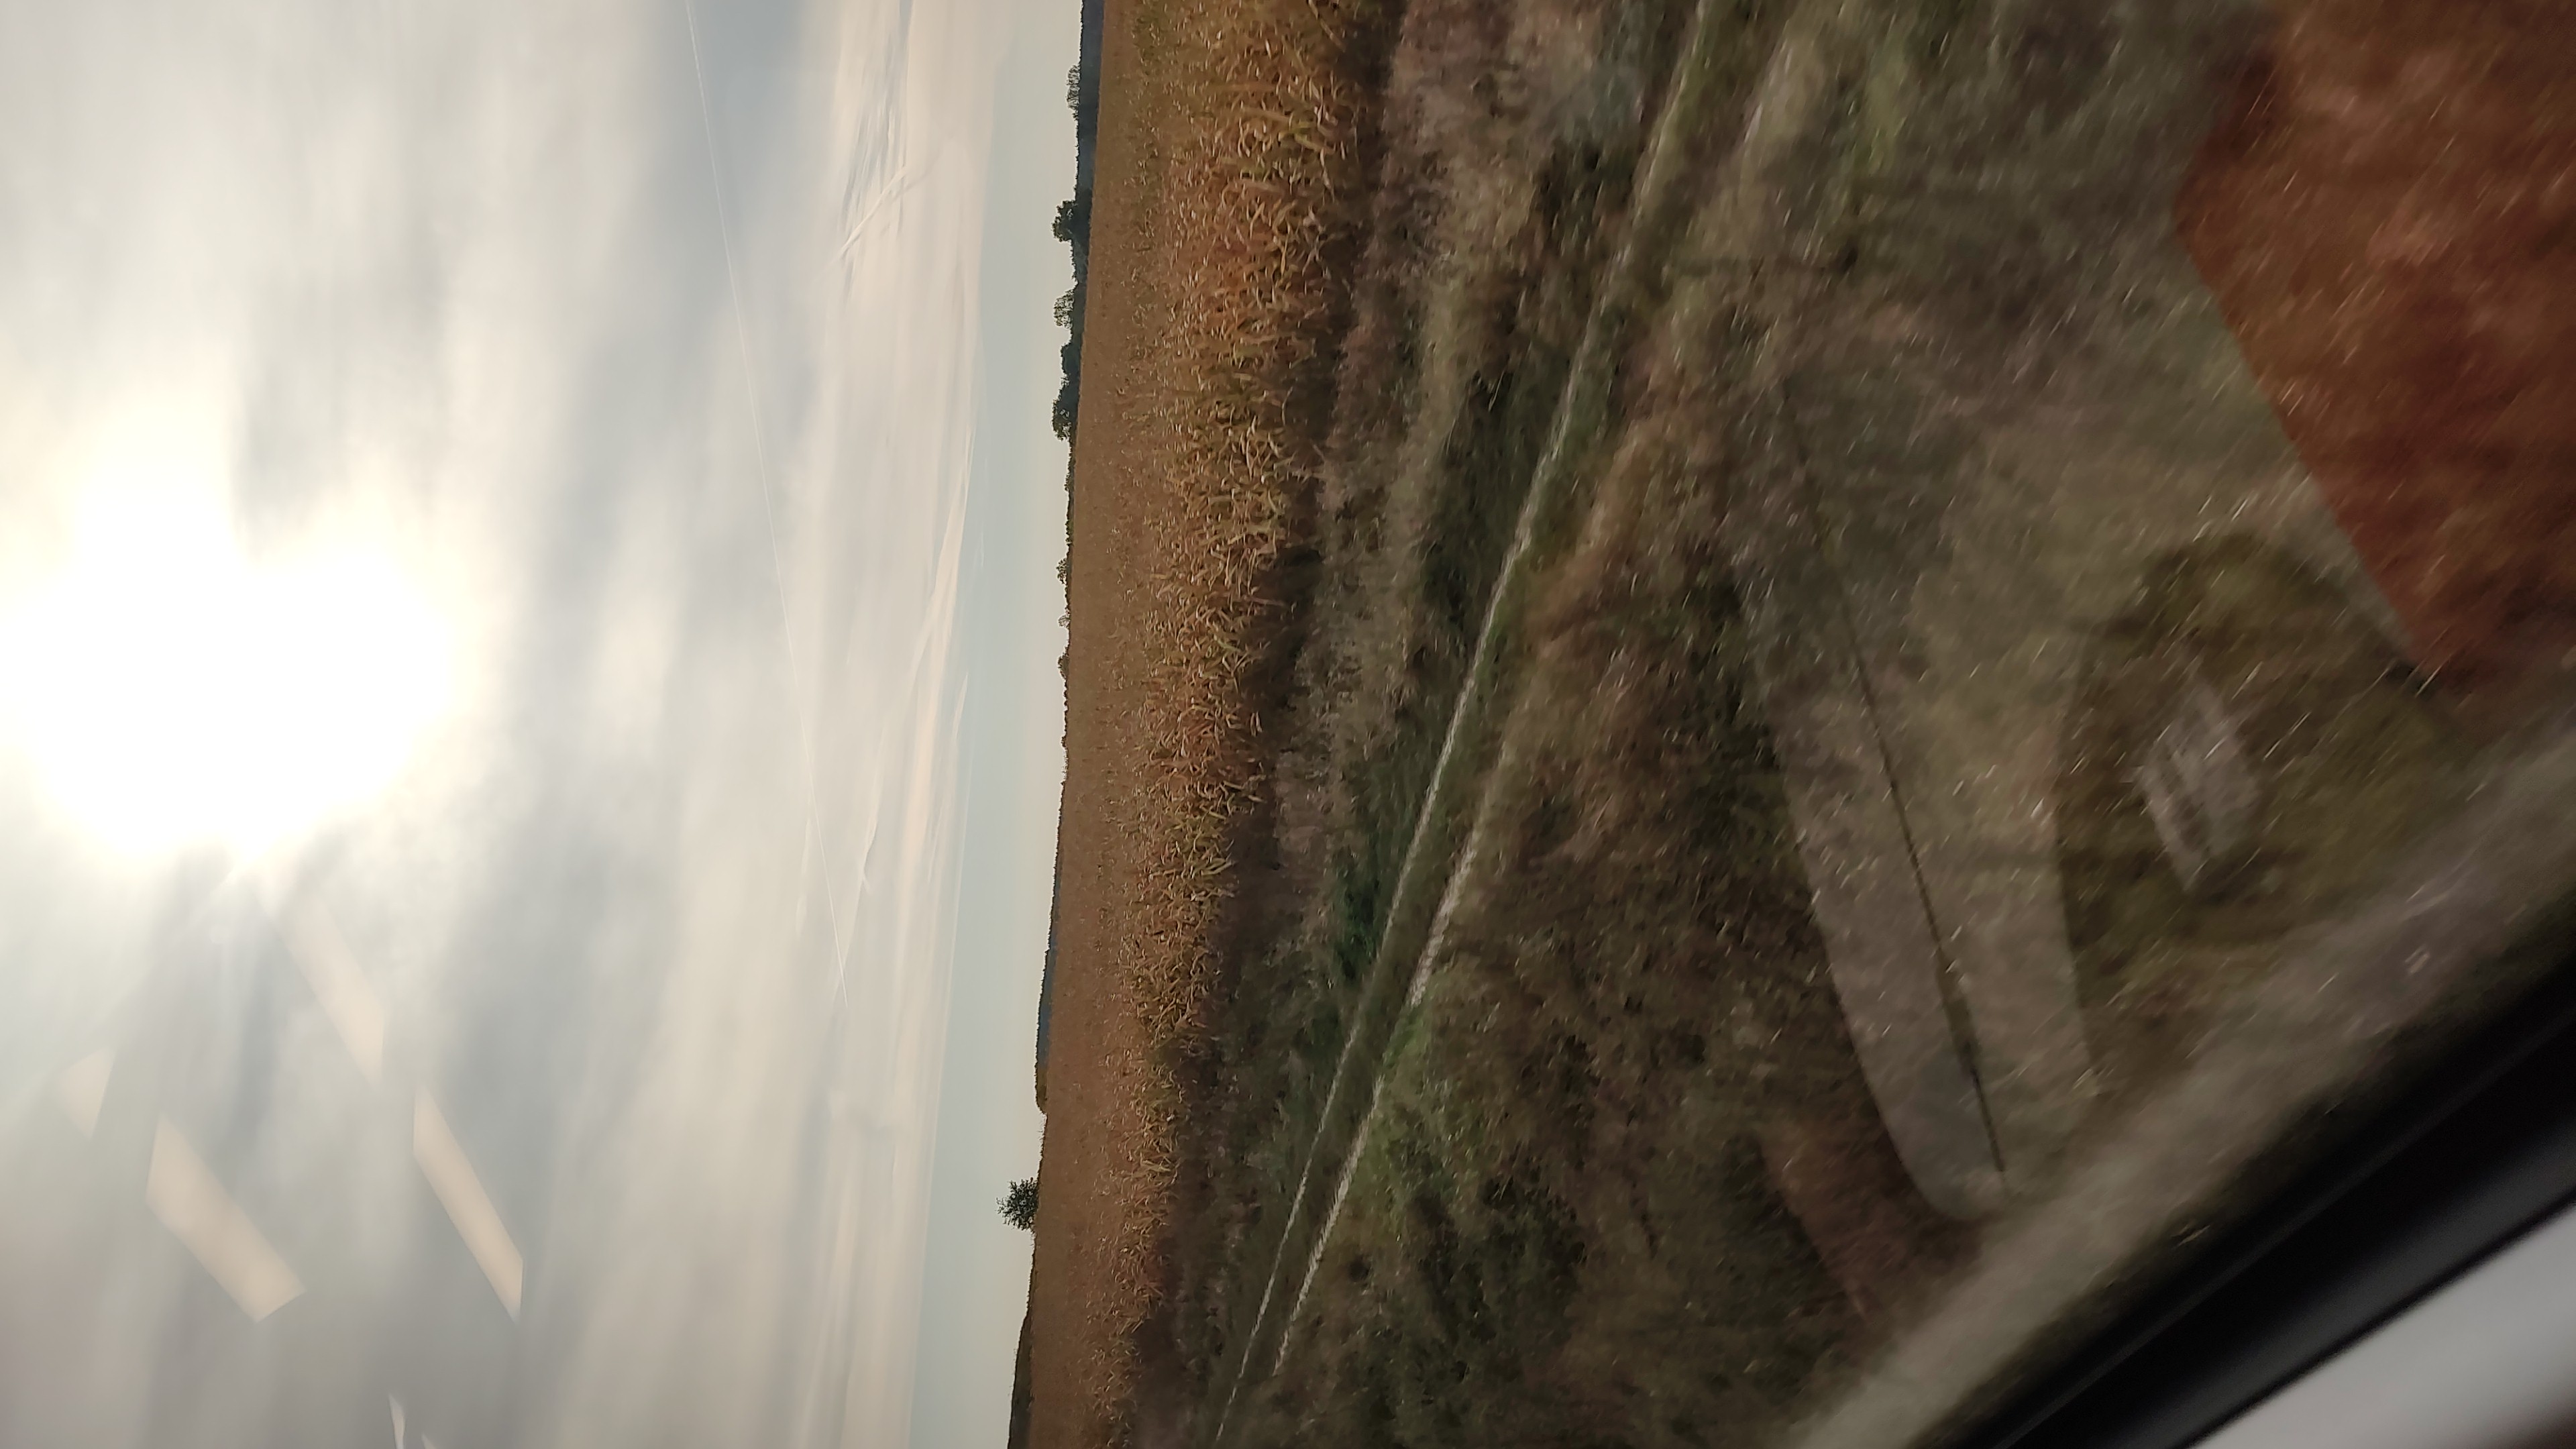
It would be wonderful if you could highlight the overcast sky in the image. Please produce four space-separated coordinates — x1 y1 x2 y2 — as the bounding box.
0 1 1071 1446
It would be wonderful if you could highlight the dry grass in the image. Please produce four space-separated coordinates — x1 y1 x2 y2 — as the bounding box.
1120 0 1391 1021
1151 0 1706 1413
1058 0 1749 1436
1055 0 1393 1432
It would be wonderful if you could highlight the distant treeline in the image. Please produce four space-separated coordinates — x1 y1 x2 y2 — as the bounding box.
1039 0 1102 1115
1035 859 1060 1111
1051 0 1104 454
1049 188 1089 443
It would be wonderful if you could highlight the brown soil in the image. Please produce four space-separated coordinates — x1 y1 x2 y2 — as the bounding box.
2176 0 2576 699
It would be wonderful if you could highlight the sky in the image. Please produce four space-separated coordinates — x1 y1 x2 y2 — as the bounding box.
0 1 1071 1446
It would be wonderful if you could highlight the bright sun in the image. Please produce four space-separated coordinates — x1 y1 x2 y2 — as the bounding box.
0 485 452 855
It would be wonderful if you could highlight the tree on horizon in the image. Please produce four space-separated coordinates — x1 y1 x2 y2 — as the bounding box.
1000 1177 1040 1232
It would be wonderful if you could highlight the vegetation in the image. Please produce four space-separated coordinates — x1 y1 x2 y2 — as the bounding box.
1155 0 1708 1415
1034 0 1840 1440
1029 0 1404 1440
1049 188 1091 445
1049 28 1097 691
1001 1176 1041 1232
1052 15 1103 454
1039 0 2543 1446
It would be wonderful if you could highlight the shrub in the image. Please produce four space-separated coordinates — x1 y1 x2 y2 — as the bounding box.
1000 1176 1041 1232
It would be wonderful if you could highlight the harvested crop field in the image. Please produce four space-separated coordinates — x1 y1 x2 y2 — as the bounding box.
1034 0 2576 1447
1025 0 1399 1442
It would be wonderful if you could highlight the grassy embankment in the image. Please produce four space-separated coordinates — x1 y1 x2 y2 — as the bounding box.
1145 3 1885 1442
1059 1 1887 1444
1160 0 1713 1407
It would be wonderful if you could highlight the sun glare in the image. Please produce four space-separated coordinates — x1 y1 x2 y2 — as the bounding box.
0 486 452 855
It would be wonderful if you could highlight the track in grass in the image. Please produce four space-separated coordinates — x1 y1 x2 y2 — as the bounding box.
1198 1 1741 1436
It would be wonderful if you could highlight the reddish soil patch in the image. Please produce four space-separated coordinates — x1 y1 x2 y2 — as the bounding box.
2176 0 2576 698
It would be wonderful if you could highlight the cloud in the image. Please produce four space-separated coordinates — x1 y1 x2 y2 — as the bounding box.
0 0 1012 1446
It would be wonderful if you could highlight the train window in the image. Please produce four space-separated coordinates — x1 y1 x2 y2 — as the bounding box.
2198 1204 2576 1449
